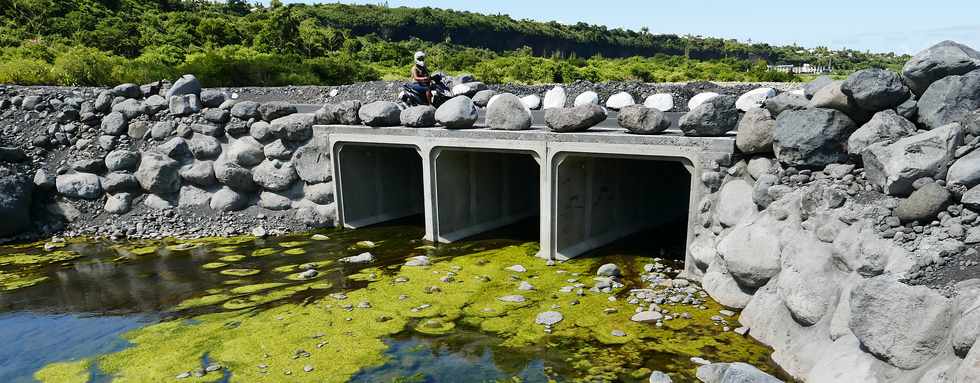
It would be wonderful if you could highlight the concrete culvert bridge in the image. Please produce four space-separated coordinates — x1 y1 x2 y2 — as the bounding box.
432 148 540 242
324 124 733 271
333 143 424 228
551 153 692 260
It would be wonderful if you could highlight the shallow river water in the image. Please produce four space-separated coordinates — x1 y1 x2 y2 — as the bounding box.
0 222 789 382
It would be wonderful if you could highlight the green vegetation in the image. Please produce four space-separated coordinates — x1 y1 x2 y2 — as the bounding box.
0 1 908 87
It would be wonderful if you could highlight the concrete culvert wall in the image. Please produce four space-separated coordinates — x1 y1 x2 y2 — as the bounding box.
334 144 423 228
552 154 692 260
432 149 540 242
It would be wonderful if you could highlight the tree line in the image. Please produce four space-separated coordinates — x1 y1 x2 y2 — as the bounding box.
0 0 909 87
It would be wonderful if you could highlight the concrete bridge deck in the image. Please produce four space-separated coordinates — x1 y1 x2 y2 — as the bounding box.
316 122 734 268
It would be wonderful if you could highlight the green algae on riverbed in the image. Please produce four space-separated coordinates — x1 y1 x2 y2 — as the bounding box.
0 243 82 291
33 358 92 383
68 241 782 382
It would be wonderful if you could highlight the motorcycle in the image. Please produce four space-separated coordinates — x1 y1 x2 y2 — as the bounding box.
399 73 453 108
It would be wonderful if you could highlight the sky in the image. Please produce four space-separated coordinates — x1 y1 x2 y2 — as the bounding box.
280 0 980 54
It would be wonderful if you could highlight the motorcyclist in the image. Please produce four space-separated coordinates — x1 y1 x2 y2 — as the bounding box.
410 51 433 105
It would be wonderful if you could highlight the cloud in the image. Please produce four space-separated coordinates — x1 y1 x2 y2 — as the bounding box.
828 25 980 54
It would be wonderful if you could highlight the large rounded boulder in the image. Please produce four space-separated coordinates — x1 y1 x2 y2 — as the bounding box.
358 101 401 127
679 95 738 137
840 68 910 112
486 93 531 131
545 104 606 133
617 105 669 135
773 108 856 168
135 152 181 194
917 69 980 130
400 105 436 128
435 96 479 129
902 40 980 96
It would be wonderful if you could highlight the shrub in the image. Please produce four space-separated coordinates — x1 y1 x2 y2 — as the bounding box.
50 46 121 86
0 58 54 85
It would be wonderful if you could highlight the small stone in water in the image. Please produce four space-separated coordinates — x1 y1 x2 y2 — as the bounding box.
498 295 526 303
517 281 534 291
303 365 314 373
719 309 736 317
506 264 527 273
611 329 626 337
176 372 191 379
205 364 222 372
311 234 329 240
691 357 711 365
535 311 563 326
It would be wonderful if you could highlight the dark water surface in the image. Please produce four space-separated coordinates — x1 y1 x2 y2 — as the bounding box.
0 218 784 382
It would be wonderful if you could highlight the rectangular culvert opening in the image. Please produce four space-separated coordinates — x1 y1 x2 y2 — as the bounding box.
433 149 540 242
552 154 692 261
336 144 424 228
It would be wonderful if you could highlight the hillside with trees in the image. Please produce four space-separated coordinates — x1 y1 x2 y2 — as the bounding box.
0 0 909 87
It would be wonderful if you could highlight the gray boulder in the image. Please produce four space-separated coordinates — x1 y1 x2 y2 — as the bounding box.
763 92 808 118
166 74 201 98
178 185 212 207
304 182 334 204
178 161 216 187
717 225 778 290
716 179 757 227
947 146 980 188
72 159 105 174
847 110 917 156
226 137 265 167
157 137 192 160
895 97 918 121
200 89 226 108
263 139 293 160
230 101 260 120
472 89 496 107
101 172 140 194
863 123 962 196
292 142 331 183
127 121 150 140
358 101 401 127
617 104 669 134
902 40 980 96
545 104 606 133
104 150 140 172
191 123 222 137
963 110 980 136
203 109 230 125
151 121 175 140
400 105 436 127
135 152 181 194
213 158 256 191
335 100 361 125
0 173 33 236
917 69 980 130
804 75 834 99
113 83 141 99
111 98 147 120
313 104 338 124
435 96 479 129
695 362 782 383
249 121 276 142
486 93 532 131
94 91 112 113
840 68 910 112
270 113 314 142
295 204 336 227
258 191 292 210
258 101 296 122
849 275 952 369
679 95 738 136
169 94 201 116
773 108 856 168
56 173 103 199
187 134 222 160
252 160 298 191
895 183 950 222
101 112 127 136
103 192 133 214
808 80 870 123
735 108 776 154
209 187 247 212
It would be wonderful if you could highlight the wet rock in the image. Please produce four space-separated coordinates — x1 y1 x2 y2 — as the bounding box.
618 105 670 134
535 311 563 326
631 311 663 323
863 123 962 196
340 252 374 264
545 104 605 132
597 263 621 277
679 95 738 136
773 108 856 168
506 264 527 273
498 295 526 303
404 256 430 267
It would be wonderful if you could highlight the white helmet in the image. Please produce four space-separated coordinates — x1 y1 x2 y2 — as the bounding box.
414 51 426 60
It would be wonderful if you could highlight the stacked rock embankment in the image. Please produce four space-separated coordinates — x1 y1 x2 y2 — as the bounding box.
676 40 980 383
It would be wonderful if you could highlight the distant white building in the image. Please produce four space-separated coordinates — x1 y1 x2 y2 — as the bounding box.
768 63 831 74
